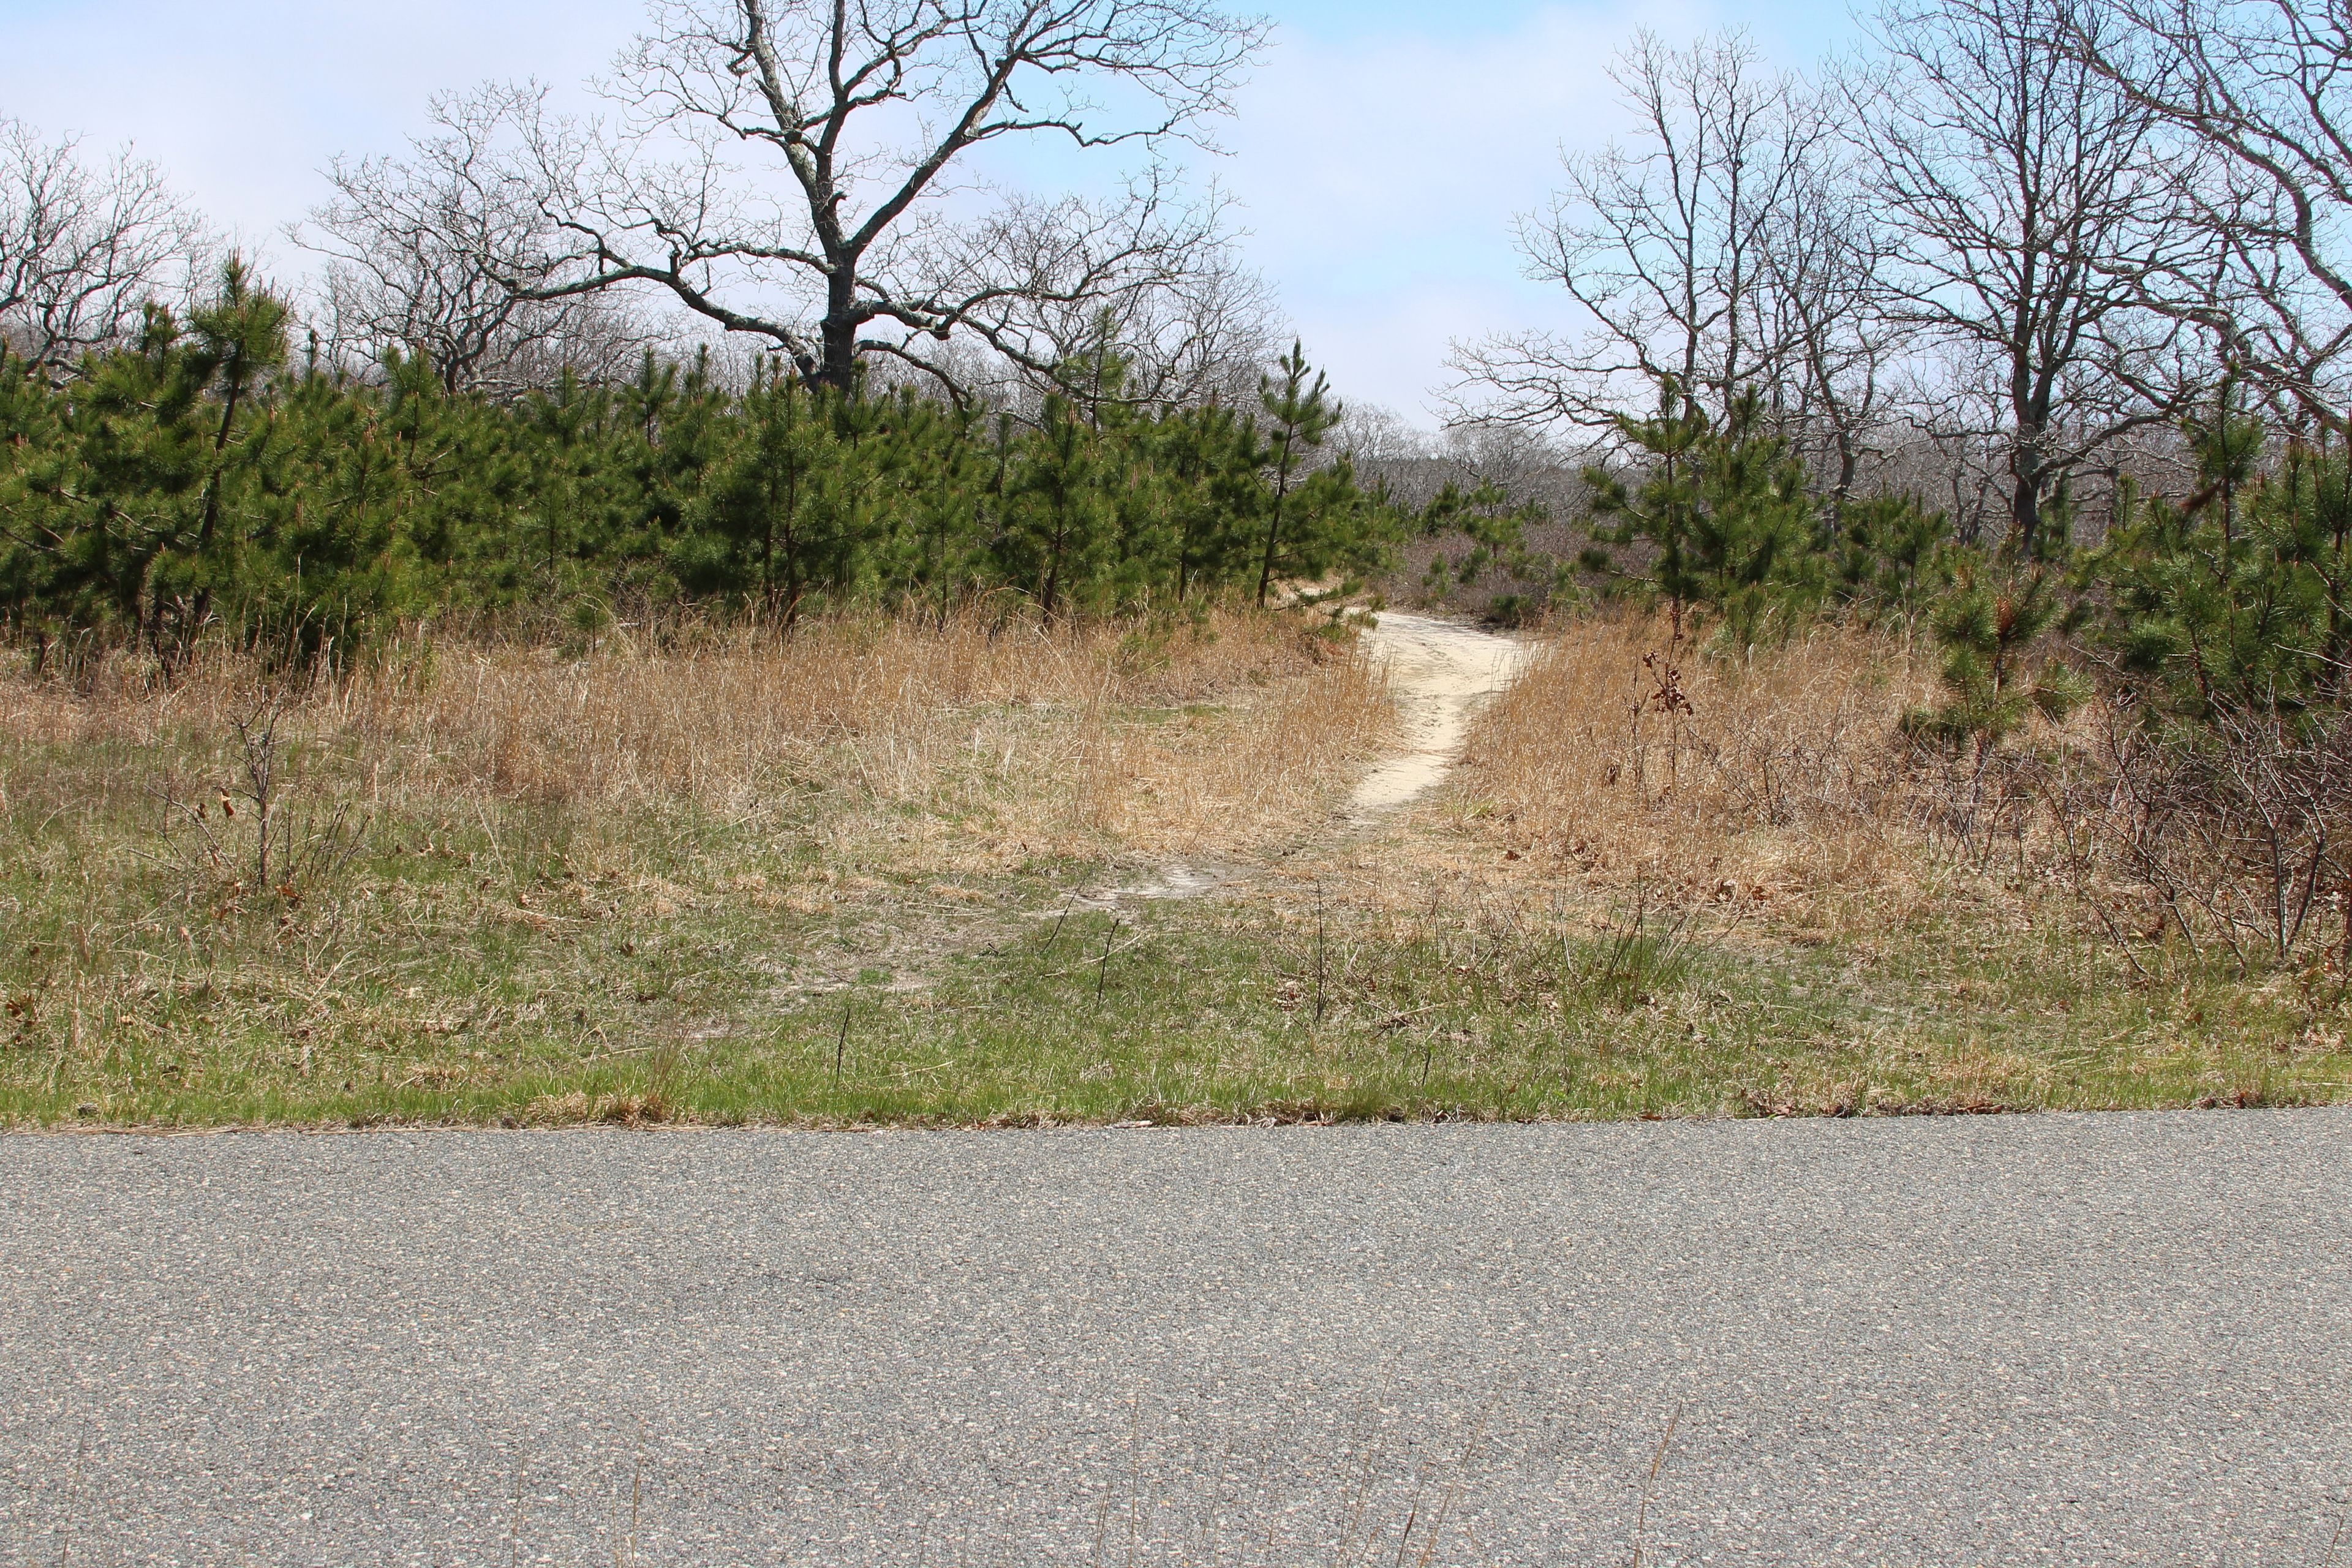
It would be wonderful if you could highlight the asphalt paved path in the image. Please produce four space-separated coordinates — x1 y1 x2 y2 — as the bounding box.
4 1112 2348 1566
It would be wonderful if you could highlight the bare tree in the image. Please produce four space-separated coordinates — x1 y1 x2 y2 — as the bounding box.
2064 0 2352 431
1335 404 1432 469
855 216 1281 417
447 0 1263 398
0 119 203 374
1452 33 1809 434
1856 0 2212 551
1084 235 1285 409
300 96 664 394
1754 84 1907 505
971 230 1283 413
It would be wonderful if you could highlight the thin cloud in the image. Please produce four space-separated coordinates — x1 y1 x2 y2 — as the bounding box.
0 0 641 264
1219 1 1715 415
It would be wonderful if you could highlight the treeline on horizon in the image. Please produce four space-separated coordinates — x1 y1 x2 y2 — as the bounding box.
0 254 2054 675
2 252 2347 755
0 247 1997 669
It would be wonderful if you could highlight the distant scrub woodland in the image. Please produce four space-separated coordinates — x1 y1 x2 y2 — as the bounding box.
2 0 2350 694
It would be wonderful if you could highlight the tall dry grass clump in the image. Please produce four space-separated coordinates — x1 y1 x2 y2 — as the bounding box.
1450 615 1941 907
0 608 1388 866
1400 609 2346 983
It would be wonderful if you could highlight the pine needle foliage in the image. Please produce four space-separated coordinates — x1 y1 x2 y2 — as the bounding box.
1899 567 2089 755
0 269 1405 657
2099 405 2352 728
1580 382 1946 646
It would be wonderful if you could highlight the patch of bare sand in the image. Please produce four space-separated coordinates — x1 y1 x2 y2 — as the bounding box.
1346 612 1532 820
1064 612 1531 913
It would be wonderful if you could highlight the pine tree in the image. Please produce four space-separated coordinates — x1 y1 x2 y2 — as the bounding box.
1901 567 2088 757
176 258 292 649
2100 421 2352 725
1584 383 1824 645
1 316 1415 646
1833 494 1954 622
1253 342 1340 606
1003 392 1112 618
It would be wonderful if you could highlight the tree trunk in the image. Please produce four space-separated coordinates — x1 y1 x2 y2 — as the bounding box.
1254 489 1285 607
818 270 859 393
2008 468 2040 556
173 344 250 657
2008 421 2046 556
1256 439 1293 608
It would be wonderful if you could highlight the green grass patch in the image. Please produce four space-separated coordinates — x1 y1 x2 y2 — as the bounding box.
5 776 2345 1126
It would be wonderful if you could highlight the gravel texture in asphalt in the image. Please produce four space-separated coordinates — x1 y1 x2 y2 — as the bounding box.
4 1111 2348 1566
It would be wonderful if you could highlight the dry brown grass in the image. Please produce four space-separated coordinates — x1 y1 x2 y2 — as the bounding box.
1439 614 1946 922
1 608 1389 868
8 603 2348 1128
1423 611 2351 972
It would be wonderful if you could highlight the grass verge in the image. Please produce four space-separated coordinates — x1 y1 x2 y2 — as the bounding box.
7 845 2344 1126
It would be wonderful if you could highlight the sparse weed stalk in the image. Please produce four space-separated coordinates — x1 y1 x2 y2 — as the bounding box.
2038 694 2352 979
141 687 364 905
1566 880 1703 1012
1458 611 1935 911
1455 609 2352 1028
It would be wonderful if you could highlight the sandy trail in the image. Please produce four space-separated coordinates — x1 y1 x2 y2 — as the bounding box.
1051 611 1528 914
1345 611 1532 821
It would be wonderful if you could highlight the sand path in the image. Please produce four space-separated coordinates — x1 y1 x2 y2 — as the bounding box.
1345 611 1533 821
1057 612 1529 913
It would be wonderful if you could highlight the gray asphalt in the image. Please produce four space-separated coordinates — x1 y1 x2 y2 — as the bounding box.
3 1113 2348 1567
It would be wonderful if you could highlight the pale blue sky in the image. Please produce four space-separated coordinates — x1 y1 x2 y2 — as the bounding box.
0 0 1861 420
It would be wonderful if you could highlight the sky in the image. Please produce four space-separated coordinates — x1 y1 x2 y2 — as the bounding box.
0 0 1863 424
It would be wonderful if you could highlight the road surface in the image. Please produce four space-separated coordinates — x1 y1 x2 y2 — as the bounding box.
5 1112 2348 1566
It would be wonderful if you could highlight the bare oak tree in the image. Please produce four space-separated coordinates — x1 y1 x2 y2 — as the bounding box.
459 0 1264 398
1452 34 1808 433
0 119 203 374
1857 0 2209 550
302 96 662 395
970 228 1283 413
2065 0 2352 431
1753 83 1905 504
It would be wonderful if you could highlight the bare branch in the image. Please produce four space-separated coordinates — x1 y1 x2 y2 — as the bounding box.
1855 0 2215 547
434 0 1266 394
0 119 205 374
2065 0 2352 429
298 90 665 394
